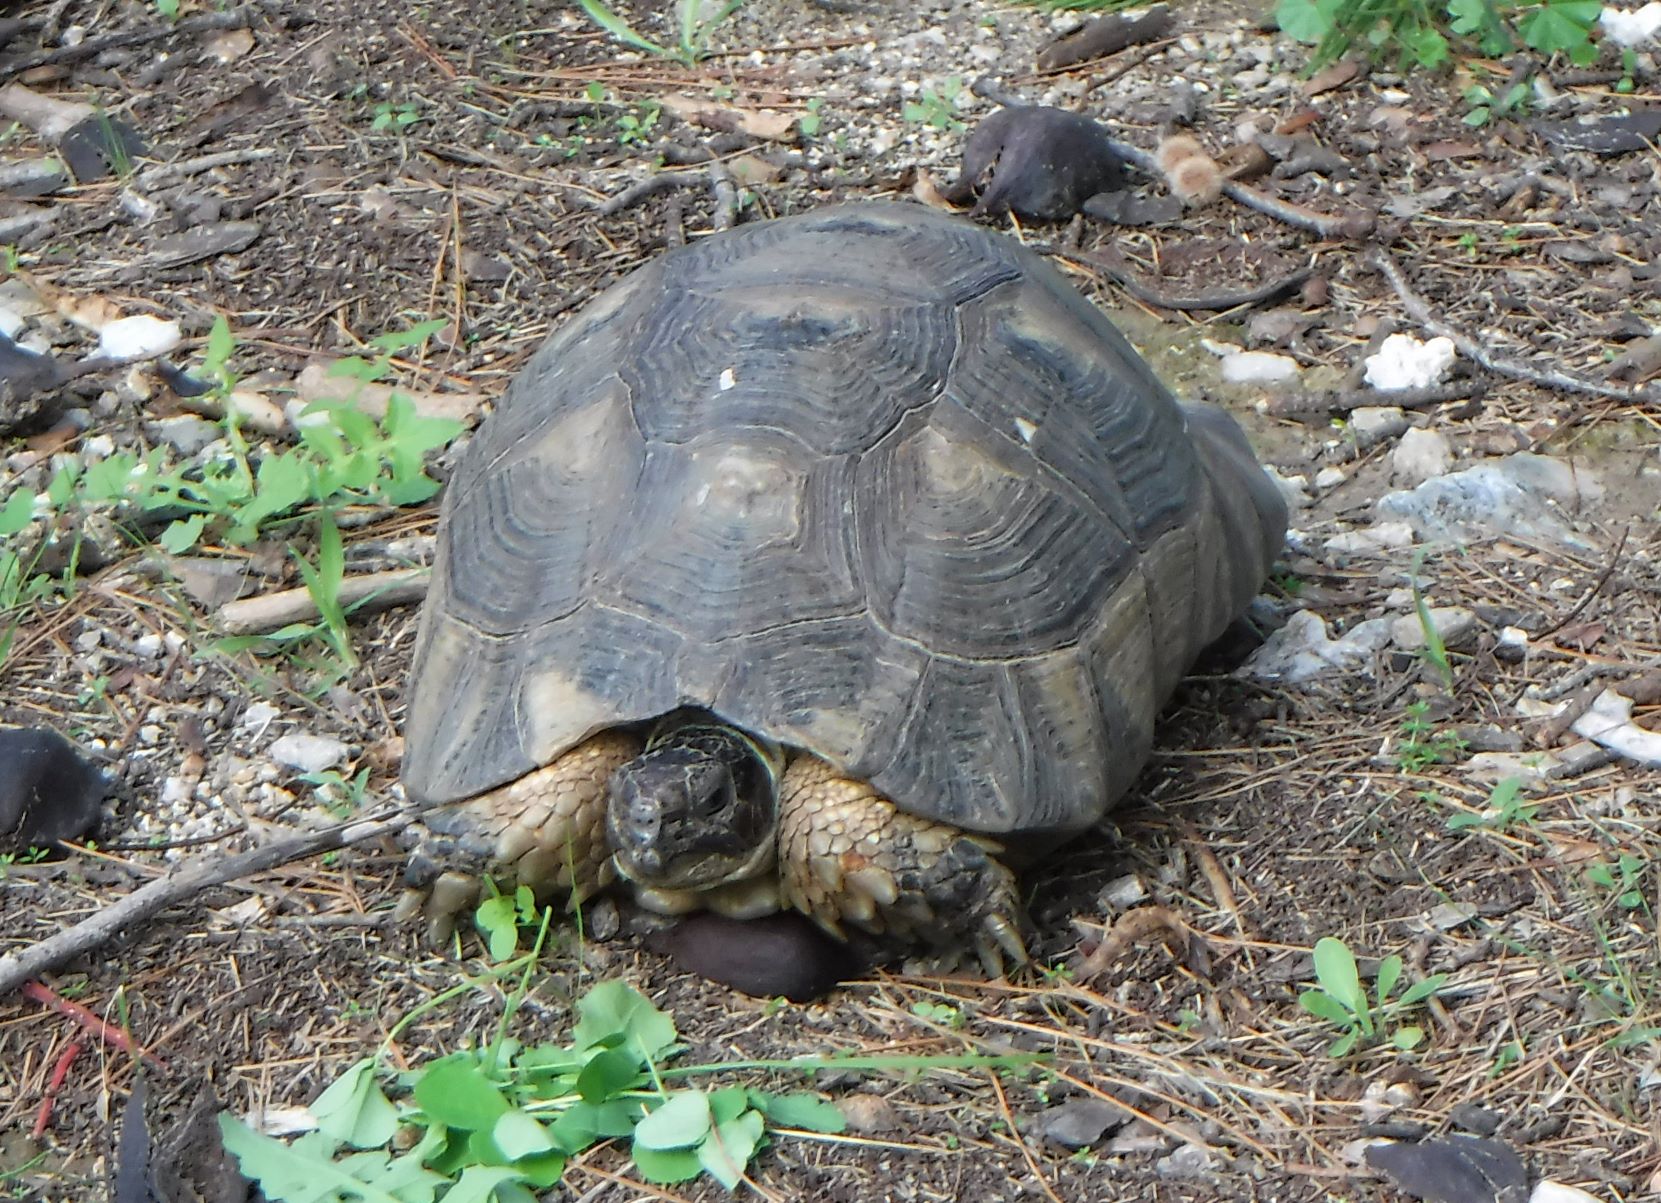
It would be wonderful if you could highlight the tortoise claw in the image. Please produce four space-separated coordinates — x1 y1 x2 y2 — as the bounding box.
976 910 1031 979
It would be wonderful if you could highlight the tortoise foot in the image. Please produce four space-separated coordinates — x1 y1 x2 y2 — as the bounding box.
400 730 641 944
777 756 1030 977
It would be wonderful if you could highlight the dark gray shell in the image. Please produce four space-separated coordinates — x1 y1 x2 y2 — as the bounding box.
403 202 1285 846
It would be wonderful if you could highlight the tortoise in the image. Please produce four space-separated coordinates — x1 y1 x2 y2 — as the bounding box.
400 201 1286 973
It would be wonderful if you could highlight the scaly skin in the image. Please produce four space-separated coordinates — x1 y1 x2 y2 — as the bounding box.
401 730 642 943
776 757 1029 975
405 736 1030 974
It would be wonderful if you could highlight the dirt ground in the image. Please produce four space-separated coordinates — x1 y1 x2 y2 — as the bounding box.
3 1 1661 1200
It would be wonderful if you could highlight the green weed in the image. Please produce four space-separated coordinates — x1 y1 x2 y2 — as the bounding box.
903 77 967 131
0 317 463 683
799 97 824 137
577 0 745 66
1299 936 1448 1056
1463 78 1532 125
1586 853 1648 912
371 100 424 133
1445 777 1538 832
1395 700 1466 773
1276 0 1602 73
219 973 1036 1197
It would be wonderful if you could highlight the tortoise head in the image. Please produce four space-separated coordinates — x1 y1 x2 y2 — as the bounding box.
606 724 779 891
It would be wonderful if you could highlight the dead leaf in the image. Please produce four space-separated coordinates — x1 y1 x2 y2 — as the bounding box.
203 27 255 63
1364 1135 1527 1203
1421 140 1481 160
724 153 781 186
1553 621 1606 651
837 1093 900 1134
1302 59 1363 97
911 169 951 211
659 93 798 141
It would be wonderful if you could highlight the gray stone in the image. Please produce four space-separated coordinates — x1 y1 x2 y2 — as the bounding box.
1323 520 1416 557
1391 605 1479 651
268 732 349 774
149 415 221 456
1156 1143 1218 1177
1348 405 1409 448
1391 427 1453 484
1376 453 1604 550
1240 610 1394 684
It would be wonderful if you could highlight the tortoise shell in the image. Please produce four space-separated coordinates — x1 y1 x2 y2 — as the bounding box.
403 201 1285 850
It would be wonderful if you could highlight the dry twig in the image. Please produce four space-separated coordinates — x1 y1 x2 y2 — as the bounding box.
0 809 411 997
1370 248 1661 405
216 568 430 635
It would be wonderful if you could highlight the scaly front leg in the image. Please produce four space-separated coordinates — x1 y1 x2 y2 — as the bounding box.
400 730 643 943
776 756 1029 976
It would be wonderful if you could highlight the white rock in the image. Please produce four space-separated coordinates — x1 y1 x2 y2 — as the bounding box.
1390 604 1479 650
133 632 165 658
1348 405 1409 448
1313 466 1347 491
1238 610 1393 683
1422 902 1477 931
1363 333 1458 391
1376 453 1604 550
1601 2 1661 47
1531 1182 1605 1203
1221 349 1301 385
1323 521 1416 557
1464 751 1559 784
0 305 23 338
1391 427 1453 484
1572 689 1661 768
238 701 281 733
1267 469 1312 508
160 777 194 806
149 415 221 456
97 314 182 361
269 732 349 774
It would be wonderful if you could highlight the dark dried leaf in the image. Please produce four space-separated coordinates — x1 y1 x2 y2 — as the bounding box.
0 726 105 849
647 911 862 1002
114 1077 154 1203
1038 1097 1130 1149
59 115 148 182
1366 1135 1529 1203
943 106 1127 222
145 220 262 269
1533 110 1661 155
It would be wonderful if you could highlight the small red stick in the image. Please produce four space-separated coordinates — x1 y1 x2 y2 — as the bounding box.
32 1040 84 1138
20 981 166 1070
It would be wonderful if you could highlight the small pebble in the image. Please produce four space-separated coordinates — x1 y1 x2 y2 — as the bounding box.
1038 1097 1130 1149
1098 873 1148 910
1348 405 1409 449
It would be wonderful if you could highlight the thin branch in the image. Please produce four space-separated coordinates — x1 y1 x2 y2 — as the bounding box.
1369 247 1661 405
0 7 260 80
0 809 411 997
